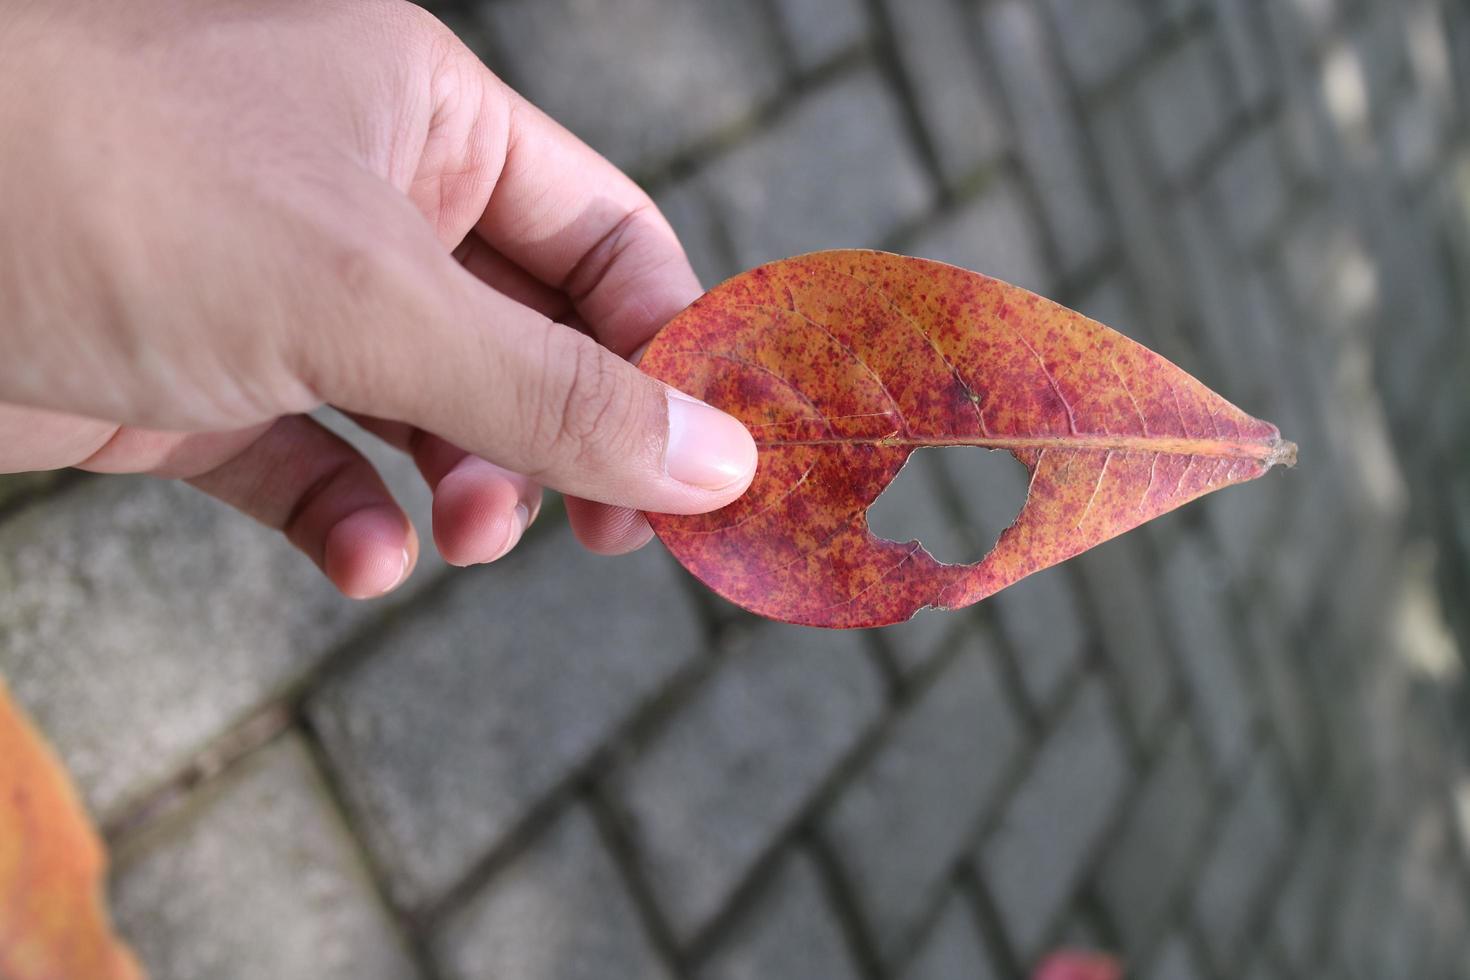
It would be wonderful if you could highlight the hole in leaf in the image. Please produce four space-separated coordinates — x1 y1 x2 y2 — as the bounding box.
866 446 1031 564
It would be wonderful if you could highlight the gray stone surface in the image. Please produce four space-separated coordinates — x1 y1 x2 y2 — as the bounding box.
1213 0 1275 109
0 477 370 817
822 644 1023 960
991 567 1090 713
432 804 671 980
0 470 60 510
898 893 1001 980
11 1 1470 975
882 0 1009 184
1044 0 1152 90
909 175 1053 293
981 0 1111 273
654 179 736 289
1242 611 1319 787
697 851 864 980
479 0 783 171
608 623 883 943
1192 754 1292 971
1210 124 1291 252
1073 535 1176 742
937 441 1086 709
1136 34 1234 182
1273 807 1342 974
866 450 967 675
703 68 933 267
980 680 1131 959
309 527 702 909
771 0 868 71
111 737 415 980
1149 935 1208 980
1098 724 1215 952
1157 536 1256 779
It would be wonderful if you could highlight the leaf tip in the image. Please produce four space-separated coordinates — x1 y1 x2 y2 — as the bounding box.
1268 438 1298 468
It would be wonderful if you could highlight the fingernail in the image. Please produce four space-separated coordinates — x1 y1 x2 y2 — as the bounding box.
492 503 531 562
396 547 412 588
665 390 757 491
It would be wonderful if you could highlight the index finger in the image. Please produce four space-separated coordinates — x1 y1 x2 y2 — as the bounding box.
473 80 702 358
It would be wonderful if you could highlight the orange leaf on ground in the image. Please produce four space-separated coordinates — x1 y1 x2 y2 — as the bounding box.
0 677 143 980
643 250 1295 628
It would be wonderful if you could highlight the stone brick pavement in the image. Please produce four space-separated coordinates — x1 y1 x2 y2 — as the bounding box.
3 0 1470 976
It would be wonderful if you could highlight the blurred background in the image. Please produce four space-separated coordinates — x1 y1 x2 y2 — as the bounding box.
3 0 1470 977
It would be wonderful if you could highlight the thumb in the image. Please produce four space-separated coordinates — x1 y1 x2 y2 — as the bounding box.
306 244 756 515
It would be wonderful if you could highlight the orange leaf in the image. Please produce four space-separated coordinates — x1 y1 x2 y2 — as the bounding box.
643 250 1295 628
0 677 143 980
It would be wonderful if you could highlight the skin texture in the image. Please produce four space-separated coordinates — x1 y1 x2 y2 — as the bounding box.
0 0 757 598
642 251 1296 628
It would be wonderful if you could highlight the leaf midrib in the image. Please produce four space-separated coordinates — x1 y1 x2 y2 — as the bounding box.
754 432 1298 465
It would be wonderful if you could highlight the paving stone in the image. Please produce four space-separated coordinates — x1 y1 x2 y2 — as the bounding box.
1136 34 1234 182
0 477 373 817
1192 754 1292 971
609 623 883 943
1243 953 1287 980
1210 124 1291 252
1268 0 1341 52
1086 101 1200 366
0 470 60 510
479 0 783 172
1072 535 1175 742
654 179 736 289
1388 86 1446 185
111 737 415 980
980 679 1131 959
822 642 1023 961
878 609 959 678
899 892 1002 980
909 175 1053 293
1156 536 1256 779
1202 460 1286 590
1213 0 1276 109
933 443 1030 558
1044 0 1153 90
1148 935 1208 980
867 450 966 674
936 445 1086 708
698 850 863 980
433 803 669 980
1074 271 1147 342
981 0 1111 273
703 68 932 267
883 0 1009 183
1350 6 1412 125
867 448 969 567
1241 610 1319 788
309 527 702 910
1097 722 1214 953
991 566 1090 712
771 0 869 71
1273 807 1342 974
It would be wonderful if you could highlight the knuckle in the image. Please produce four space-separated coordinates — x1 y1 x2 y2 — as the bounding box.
537 330 639 470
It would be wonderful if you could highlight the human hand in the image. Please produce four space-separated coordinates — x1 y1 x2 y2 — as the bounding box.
0 0 757 598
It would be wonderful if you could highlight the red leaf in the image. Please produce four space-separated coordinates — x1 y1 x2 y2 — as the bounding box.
642 250 1295 628
1032 951 1124 980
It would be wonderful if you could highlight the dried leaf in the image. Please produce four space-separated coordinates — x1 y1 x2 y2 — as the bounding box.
643 250 1295 628
0 677 143 980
